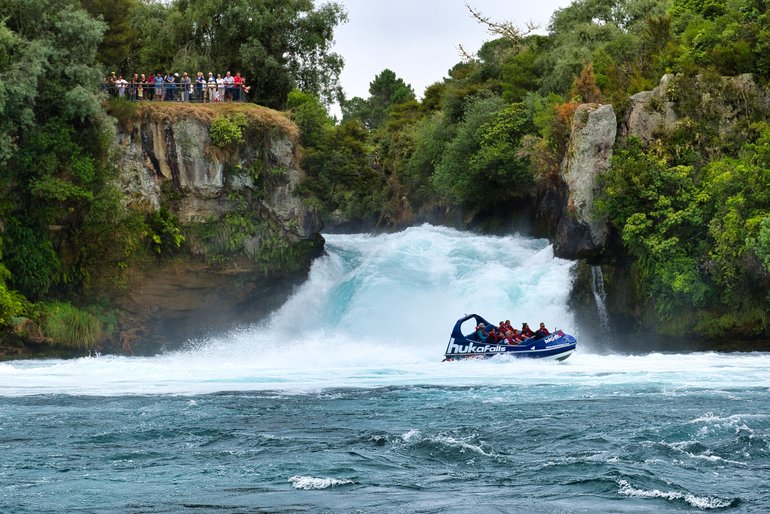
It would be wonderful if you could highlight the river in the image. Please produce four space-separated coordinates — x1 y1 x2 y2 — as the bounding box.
1 226 768 512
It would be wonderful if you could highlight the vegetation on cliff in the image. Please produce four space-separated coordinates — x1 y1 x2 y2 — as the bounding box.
0 0 340 353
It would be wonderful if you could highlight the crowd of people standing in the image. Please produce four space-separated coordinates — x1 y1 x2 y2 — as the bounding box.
105 70 251 102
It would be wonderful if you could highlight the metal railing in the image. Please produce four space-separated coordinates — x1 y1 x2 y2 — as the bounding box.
102 79 250 103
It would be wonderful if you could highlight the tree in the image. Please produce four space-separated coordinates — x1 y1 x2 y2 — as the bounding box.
342 69 415 130
130 0 348 108
1 0 138 299
570 63 602 103
81 0 139 72
300 120 380 220
286 89 333 148
432 95 532 206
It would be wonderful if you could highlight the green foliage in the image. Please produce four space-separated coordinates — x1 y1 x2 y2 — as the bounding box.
470 102 533 185
286 89 333 147
146 209 185 256
598 139 710 316
81 0 138 71
671 0 770 77
432 95 533 206
3 219 60 300
600 127 770 329
752 217 770 273
128 0 347 107
501 41 544 102
299 119 379 220
0 264 28 326
105 96 139 128
41 301 102 350
342 69 416 130
210 113 248 148
405 112 454 204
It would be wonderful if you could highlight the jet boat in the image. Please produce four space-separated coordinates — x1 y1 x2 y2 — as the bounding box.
443 314 577 361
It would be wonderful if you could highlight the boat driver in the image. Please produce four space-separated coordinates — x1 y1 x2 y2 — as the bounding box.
535 322 551 339
475 323 488 342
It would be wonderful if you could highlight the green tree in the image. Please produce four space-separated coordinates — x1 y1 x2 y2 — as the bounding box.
598 139 710 318
1 0 140 302
342 69 415 130
286 89 333 148
130 0 347 108
81 0 139 72
300 120 379 220
432 95 533 206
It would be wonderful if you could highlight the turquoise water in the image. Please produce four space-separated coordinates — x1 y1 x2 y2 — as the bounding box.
1 226 769 512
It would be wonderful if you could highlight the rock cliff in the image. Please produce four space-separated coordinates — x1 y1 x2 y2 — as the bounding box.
105 104 323 351
553 103 617 259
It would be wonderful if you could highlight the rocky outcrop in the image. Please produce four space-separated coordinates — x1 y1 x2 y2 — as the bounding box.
554 103 616 259
117 106 320 238
622 73 770 144
106 104 323 349
623 74 678 143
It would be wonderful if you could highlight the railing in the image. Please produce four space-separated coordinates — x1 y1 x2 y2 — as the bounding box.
102 80 250 103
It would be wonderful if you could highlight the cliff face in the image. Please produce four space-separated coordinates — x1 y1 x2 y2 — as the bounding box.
553 103 617 260
105 105 322 351
566 74 770 343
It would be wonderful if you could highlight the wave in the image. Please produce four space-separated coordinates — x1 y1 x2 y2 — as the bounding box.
288 476 354 490
617 479 737 509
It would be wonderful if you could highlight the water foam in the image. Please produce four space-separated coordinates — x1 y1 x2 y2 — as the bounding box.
288 476 353 490
1 226 769 396
617 479 735 509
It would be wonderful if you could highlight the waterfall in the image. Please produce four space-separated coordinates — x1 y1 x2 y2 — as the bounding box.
591 265 612 337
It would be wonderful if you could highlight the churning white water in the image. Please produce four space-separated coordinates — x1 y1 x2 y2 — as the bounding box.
2 225 769 396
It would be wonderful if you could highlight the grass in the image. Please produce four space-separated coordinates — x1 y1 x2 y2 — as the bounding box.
42 302 103 351
137 102 299 142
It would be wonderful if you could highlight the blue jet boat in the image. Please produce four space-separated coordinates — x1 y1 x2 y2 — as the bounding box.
443 314 577 361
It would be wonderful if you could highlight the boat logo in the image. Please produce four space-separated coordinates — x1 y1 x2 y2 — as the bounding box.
446 339 507 355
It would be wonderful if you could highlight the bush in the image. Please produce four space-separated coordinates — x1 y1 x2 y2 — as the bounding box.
146 208 185 255
42 302 102 350
105 97 139 129
0 265 28 326
210 113 248 148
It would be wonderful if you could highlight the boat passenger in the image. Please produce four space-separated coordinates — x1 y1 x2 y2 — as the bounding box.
487 328 500 344
534 322 550 339
504 320 514 333
498 321 507 334
510 328 524 342
521 323 535 339
475 324 488 342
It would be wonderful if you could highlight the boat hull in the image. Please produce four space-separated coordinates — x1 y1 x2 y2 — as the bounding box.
443 314 577 362
443 341 576 361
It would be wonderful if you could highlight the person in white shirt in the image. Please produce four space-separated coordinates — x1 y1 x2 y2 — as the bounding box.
116 76 128 97
223 71 234 101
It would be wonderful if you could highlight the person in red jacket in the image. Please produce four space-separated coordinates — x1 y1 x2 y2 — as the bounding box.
521 323 535 339
233 72 243 101
535 322 551 339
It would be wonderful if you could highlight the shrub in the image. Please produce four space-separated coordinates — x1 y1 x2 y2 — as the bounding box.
42 302 102 350
0 265 28 326
210 113 248 148
146 208 185 255
105 97 139 129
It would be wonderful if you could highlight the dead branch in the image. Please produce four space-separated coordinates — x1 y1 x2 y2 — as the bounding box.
465 2 539 42
457 43 476 62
